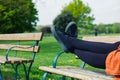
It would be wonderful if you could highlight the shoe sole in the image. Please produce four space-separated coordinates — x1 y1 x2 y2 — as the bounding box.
65 21 78 38
51 26 69 52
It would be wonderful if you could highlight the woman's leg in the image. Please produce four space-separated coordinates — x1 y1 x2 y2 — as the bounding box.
51 26 120 54
70 37 120 54
74 49 108 69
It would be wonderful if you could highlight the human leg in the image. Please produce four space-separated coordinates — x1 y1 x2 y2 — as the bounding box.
74 49 108 69
65 23 120 53
51 26 120 54
71 38 120 54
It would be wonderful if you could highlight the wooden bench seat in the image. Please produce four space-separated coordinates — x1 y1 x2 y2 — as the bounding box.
39 35 119 80
39 66 113 80
82 36 120 43
0 32 43 80
0 56 33 64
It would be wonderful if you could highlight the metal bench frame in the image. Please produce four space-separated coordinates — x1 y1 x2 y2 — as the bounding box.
42 50 86 80
0 33 42 80
40 35 120 80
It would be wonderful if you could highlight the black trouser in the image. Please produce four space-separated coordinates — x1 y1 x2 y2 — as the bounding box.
68 37 120 69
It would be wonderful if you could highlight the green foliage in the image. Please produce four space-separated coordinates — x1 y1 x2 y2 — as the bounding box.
0 0 38 33
95 24 106 33
53 0 95 33
62 0 95 29
53 11 75 32
112 23 120 33
94 23 120 34
53 0 120 35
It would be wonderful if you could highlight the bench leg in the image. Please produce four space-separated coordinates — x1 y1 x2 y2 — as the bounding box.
23 63 33 80
0 64 3 80
42 72 48 80
14 64 20 80
81 61 86 68
13 63 33 80
0 70 3 80
62 76 66 80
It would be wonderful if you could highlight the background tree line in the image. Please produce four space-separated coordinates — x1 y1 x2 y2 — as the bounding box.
52 0 120 35
95 23 120 34
38 22 120 35
0 0 38 33
0 0 120 34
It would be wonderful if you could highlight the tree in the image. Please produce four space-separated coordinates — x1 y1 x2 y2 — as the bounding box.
53 11 75 32
41 26 51 34
0 0 38 33
62 0 94 29
112 23 120 33
95 24 106 33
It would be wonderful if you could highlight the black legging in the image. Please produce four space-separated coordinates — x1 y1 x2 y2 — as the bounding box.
68 37 120 69
75 49 108 69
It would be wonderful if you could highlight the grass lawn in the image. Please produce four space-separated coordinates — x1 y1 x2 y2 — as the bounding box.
0 36 104 80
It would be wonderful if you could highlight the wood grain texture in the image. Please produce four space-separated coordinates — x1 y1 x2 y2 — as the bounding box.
83 36 120 43
0 32 43 65
0 44 39 52
0 56 33 64
0 33 43 41
39 66 113 80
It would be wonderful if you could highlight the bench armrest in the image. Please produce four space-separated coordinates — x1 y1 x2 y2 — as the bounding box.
53 50 64 68
5 44 36 61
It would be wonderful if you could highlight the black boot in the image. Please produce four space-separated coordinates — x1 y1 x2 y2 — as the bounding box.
65 21 78 38
51 26 73 53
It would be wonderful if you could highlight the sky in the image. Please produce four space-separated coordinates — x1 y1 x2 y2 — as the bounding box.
33 0 120 25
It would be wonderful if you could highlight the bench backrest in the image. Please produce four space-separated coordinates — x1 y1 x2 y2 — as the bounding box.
0 33 42 41
83 36 120 43
0 33 43 52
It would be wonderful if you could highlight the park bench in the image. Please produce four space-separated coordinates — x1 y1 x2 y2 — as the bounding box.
39 35 120 80
0 32 43 80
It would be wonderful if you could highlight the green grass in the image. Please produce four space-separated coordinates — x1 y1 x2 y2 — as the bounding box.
0 36 104 80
